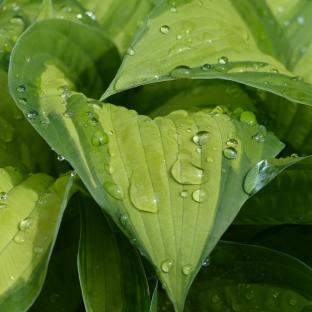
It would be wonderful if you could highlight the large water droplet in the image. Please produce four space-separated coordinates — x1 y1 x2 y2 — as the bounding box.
218 56 228 65
161 260 173 273
171 159 204 185
192 189 207 202
0 192 8 200
223 147 238 159
104 182 123 200
19 218 33 231
192 131 210 145
182 265 192 276
240 111 257 125
16 85 26 93
91 132 109 146
160 25 170 34
170 65 191 78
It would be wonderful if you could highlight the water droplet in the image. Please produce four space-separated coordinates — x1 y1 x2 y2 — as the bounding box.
170 65 191 78
19 98 27 105
160 25 170 34
85 11 96 20
218 56 228 65
171 159 204 185
19 218 33 231
180 190 189 198
26 110 38 120
76 13 83 19
182 265 192 275
119 213 128 225
127 47 135 56
0 203 7 209
192 131 210 145
16 85 26 93
25 56 31 63
211 294 221 304
14 234 25 244
91 132 109 146
161 260 173 273
223 147 238 159
202 258 210 267
291 153 299 158
206 157 213 163
57 154 65 161
192 189 207 203
70 171 77 177
240 111 257 125
289 298 297 306
297 16 305 25
201 63 212 71
0 192 8 200
271 68 279 74
252 133 265 143
104 182 123 200
226 138 238 147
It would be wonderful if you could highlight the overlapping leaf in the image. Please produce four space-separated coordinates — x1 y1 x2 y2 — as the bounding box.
0 168 74 311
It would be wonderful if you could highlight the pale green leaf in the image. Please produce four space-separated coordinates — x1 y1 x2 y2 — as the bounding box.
102 0 312 107
78 196 149 312
0 169 74 311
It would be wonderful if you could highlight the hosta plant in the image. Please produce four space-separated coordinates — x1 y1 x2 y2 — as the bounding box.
1 0 312 311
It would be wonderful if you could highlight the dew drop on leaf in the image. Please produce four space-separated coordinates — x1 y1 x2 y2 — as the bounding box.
91 132 109 146
160 25 170 34
0 192 8 200
252 133 265 143
119 213 128 225
26 110 38 120
14 234 25 244
19 217 33 231
226 138 238 147
16 85 26 93
192 189 207 203
202 257 210 267
180 190 189 198
104 182 123 200
171 159 204 185
182 265 192 276
192 131 210 145
161 259 173 273
170 65 191 78
127 47 135 56
19 98 27 105
201 63 212 71
57 154 65 161
223 147 238 159
218 56 228 65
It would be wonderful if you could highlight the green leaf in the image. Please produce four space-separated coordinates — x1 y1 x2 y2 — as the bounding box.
102 0 312 107
76 0 155 54
149 282 158 312
30 195 82 312
0 169 74 311
236 156 312 224
78 196 149 312
185 241 312 312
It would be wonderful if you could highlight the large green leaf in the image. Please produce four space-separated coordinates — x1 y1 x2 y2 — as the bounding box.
236 156 312 224
102 0 312 107
76 0 156 54
0 169 74 311
78 196 149 312
30 195 82 312
184 241 312 312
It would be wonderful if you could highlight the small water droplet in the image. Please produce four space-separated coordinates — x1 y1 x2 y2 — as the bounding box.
211 294 221 304
223 147 238 159
104 182 123 200
297 16 305 25
19 218 33 231
271 68 279 74
206 157 213 163
70 171 77 177
119 213 128 225
26 110 38 120
202 258 210 267
192 131 210 145
180 190 189 198
289 298 297 306
218 56 228 65
85 11 96 20
14 234 25 244
19 98 27 105
160 25 170 34
240 111 257 125
201 63 212 71
161 260 173 273
76 13 83 19
16 85 26 93
192 189 207 203
127 47 135 56
170 65 191 78
182 265 192 276
171 159 204 185
252 133 265 143
91 132 109 146
0 192 8 200
57 154 65 161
